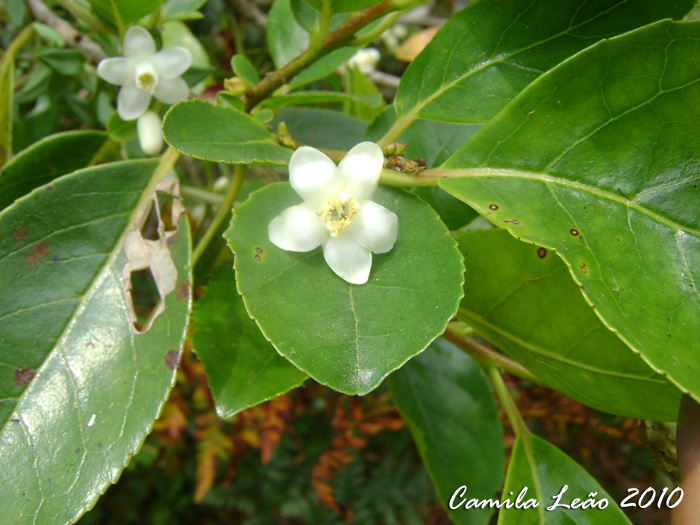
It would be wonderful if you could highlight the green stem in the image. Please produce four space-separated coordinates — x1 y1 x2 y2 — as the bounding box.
181 185 225 205
192 164 246 266
88 137 115 166
377 111 414 148
442 324 540 383
55 0 113 33
379 167 441 187
350 11 402 47
244 0 395 110
2 24 35 64
488 367 529 439
310 0 333 53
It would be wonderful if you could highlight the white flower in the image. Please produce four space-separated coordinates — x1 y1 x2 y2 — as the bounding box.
347 48 380 75
97 26 192 121
137 111 164 155
269 142 398 285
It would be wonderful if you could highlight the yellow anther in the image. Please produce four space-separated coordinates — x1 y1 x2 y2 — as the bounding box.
317 192 359 237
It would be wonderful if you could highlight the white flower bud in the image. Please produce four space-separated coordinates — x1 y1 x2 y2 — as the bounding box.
137 111 164 156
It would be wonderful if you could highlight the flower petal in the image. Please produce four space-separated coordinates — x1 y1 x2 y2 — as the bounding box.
123 26 156 58
338 142 384 201
137 111 164 155
152 47 192 79
269 204 328 252
347 200 398 254
97 57 134 86
153 77 189 104
289 147 341 207
322 235 372 284
117 84 151 121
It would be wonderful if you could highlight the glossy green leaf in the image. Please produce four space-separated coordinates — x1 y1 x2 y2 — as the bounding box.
107 111 137 142
226 183 464 395
163 99 292 165
392 0 695 131
303 0 382 14
263 90 383 110
498 435 631 524
37 49 85 76
88 0 164 27
192 265 307 419
0 130 109 210
160 0 207 21
344 65 384 122
231 54 261 86
0 160 191 524
441 20 700 401
287 47 359 91
457 229 681 420
388 338 505 525
268 0 309 68
273 107 368 150
216 92 245 112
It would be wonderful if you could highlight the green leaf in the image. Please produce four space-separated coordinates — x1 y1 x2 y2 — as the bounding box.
263 90 383 110
457 229 681 421
107 111 137 142
344 65 384 122
303 0 382 14
160 0 207 21
163 99 292 165
287 47 359 91
498 435 631 524
0 130 109 211
392 0 695 131
273 107 368 150
37 49 86 76
226 183 464 395
268 0 310 68
231 54 261 86
440 20 700 401
388 339 505 525
192 265 307 419
6 0 27 26
0 56 13 168
87 0 165 28
216 92 245 112
0 160 191 523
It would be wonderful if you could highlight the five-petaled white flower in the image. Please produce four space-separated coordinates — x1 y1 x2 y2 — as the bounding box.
269 142 398 285
97 26 192 121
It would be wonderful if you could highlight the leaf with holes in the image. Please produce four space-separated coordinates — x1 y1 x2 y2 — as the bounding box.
0 160 191 524
388 0 694 137
440 20 700 401
225 183 464 395
0 130 109 211
498 434 631 524
457 229 681 420
388 339 505 525
163 99 292 165
192 264 307 419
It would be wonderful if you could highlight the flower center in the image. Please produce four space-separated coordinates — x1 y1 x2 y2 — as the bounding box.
317 192 359 237
135 62 159 94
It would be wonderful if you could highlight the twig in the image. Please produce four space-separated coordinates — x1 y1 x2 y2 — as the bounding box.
224 0 268 30
26 0 107 63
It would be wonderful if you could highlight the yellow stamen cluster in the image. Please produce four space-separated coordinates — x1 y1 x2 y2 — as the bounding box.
137 72 158 94
317 192 359 237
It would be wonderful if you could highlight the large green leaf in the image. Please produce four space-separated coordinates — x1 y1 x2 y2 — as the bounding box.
163 99 292 165
226 183 464 395
440 20 700 401
0 130 109 211
273 107 368 150
268 0 310 68
192 264 307 419
0 160 191 523
388 339 505 525
457 229 681 420
88 0 164 28
391 0 695 133
498 435 631 524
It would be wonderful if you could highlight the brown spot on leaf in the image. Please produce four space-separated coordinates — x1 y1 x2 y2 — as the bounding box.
15 368 35 386
26 243 49 267
489 204 498 210
580 263 588 275
254 254 261 261
570 229 579 236
164 350 181 371
537 248 547 259
13 228 26 242
504 219 520 225
176 281 190 302
255 247 263 254
75 448 80 454
46 185 53 191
